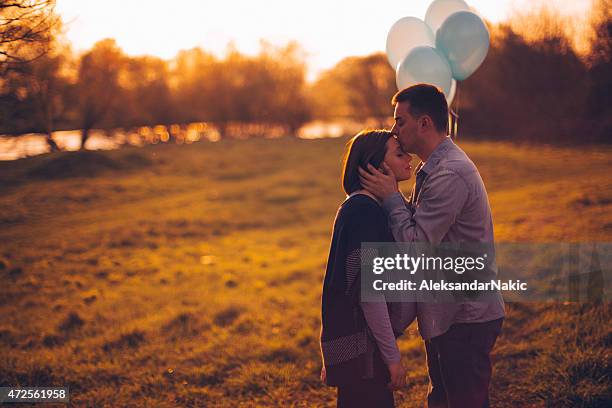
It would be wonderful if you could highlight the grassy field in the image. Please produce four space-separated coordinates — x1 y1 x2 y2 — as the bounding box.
0 137 610 407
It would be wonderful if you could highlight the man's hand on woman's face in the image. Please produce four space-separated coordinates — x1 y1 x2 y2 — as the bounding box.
358 162 398 201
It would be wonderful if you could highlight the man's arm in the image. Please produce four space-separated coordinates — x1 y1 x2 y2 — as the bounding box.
383 169 469 244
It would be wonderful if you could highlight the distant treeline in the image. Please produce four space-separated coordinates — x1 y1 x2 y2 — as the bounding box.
460 0 611 144
0 0 610 149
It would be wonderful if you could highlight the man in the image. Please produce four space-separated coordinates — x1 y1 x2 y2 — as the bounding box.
359 84 505 407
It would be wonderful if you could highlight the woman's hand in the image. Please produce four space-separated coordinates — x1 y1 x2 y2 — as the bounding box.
387 360 407 390
320 365 327 383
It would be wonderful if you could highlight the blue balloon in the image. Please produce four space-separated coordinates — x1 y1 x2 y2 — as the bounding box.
435 11 489 80
396 46 453 97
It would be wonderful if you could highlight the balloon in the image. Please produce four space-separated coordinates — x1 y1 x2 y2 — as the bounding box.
447 79 456 105
386 17 435 70
425 0 470 36
435 11 490 80
396 46 453 99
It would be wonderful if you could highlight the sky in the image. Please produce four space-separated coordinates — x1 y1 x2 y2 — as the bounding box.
55 0 592 80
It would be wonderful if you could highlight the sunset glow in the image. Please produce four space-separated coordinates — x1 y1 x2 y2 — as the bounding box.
55 0 592 78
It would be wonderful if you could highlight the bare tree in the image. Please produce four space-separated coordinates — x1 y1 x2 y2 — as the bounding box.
0 0 59 73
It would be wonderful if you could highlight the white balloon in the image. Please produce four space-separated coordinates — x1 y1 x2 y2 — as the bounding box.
386 16 435 69
425 0 470 36
396 46 453 98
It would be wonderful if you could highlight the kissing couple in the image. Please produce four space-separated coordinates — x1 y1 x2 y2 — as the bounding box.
320 84 505 408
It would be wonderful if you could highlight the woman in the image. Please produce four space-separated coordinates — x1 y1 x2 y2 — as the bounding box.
320 129 416 407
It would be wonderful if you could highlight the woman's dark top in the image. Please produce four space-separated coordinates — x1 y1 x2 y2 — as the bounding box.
320 194 399 386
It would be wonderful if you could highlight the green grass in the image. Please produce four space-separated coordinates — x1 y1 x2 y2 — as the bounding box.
0 137 611 407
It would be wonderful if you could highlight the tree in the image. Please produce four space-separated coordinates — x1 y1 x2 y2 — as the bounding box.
173 47 235 137
74 39 124 149
257 41 312 135
460 17 587 143
205 46 244 137
114 55 176 139
173 47 219 125
586 0 612 142
0 0 60 73
0 39 73 151
172 42 311 138
310 53 395 125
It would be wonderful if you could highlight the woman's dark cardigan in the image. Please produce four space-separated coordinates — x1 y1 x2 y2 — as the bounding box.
320 194 395 386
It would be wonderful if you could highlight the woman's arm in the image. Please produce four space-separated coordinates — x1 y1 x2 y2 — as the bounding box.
361 299 401 364
344 201 403 365
346 247 401 365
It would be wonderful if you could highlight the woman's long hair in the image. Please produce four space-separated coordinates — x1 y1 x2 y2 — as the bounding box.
341 129 393 195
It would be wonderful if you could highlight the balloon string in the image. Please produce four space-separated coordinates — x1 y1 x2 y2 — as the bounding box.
450 84 460 140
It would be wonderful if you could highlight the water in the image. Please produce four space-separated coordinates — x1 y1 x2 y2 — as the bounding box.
0 120 372 161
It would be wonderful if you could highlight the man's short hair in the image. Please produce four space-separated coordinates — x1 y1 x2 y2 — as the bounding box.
391 84 448 133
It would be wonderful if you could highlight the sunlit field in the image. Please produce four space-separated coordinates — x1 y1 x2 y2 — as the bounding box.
0 137 610 407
